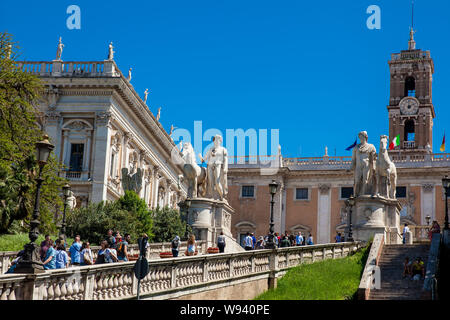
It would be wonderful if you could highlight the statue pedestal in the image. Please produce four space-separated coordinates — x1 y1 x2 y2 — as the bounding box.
353 195 402 244
187 198 244 252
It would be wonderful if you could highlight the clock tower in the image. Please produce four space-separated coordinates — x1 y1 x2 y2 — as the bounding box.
387 27 435 153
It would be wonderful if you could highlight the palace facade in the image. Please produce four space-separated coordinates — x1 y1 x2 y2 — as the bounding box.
19 58 186 209
227 32 450 245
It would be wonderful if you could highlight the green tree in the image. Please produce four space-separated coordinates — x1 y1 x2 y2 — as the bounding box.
0 32 65 235
117 190 153 238
151 206 191 243
66 201 142 245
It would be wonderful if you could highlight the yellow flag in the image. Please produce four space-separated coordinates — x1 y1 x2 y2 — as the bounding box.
440 133 446 152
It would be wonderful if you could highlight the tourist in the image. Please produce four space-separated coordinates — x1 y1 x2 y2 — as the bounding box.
306 234 314 245
106 229 116 249
275 233 281 248
96 240 118 264
124 233 131 244
256 236 265 250
251 233 257 249
40 234 51 262
80 242 93 265
117 233 130 261
402 224 410 244
243 232 253 251
69 235 82 266
335 232 342 243
296 232 304 246
43 239 56 270
289 234 296 246
171 235 181 257
55 240 69 269
5 250 24 274
402 257 412 278
185 234 198 256
217 232 226 253
428 221 441 240
280 235 290 247
411 257 425 280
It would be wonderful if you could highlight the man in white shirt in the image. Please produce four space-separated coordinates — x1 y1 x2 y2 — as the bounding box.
402 224 410 244
243 232 253 251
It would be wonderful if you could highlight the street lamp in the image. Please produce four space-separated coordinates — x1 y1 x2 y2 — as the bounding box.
60 183 71 241
15 135 55 273
346 196 355 242
442 176 450 230
425 214 431 226
265 180 279 249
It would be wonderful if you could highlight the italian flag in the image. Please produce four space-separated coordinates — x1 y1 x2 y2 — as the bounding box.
389 134 400 150
440 133 446 152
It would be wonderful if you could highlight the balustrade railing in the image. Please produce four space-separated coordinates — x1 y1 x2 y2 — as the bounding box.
0 241 362 300
16 60 118 78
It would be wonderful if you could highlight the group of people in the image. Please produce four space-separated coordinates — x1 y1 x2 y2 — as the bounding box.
5 230 133 273
403 256 426 281
242 231 314 250
170 234 199 257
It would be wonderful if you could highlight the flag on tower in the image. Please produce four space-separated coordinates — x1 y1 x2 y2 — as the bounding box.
389 134 400 150
440 133 446 152
345 139 357 151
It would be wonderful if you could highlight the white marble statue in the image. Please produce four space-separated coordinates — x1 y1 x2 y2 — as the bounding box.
144 88 149 103
67 191 77 209
350 131 377 197
181 142 206 198
127 68 132 81
108 42 114 60
376 135 397 199
55 37 64 61
156 107 161 121
199 134 228 201
169 124 177 136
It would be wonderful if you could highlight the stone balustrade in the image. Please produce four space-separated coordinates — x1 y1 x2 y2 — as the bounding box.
0 241 362 300
228 153 450 170
0 241 207 274
16 61 117 78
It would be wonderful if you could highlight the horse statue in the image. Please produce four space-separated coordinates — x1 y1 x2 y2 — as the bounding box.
181 142 206 198
375 135 397 199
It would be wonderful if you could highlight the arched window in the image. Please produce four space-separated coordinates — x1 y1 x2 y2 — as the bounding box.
404 119 415 142
404 77 416 97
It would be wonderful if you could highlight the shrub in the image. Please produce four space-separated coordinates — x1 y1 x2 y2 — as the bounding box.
151 206 191 242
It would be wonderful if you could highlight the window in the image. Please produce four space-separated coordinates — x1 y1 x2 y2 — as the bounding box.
295 188 308 200
396 186 407 198
69 144 84 172
404 120 415 142
340 187 354 199
404 77 416 97
241 185 255 198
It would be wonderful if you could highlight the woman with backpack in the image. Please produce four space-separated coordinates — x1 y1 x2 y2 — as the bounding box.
96 240 118 264
80 242 93 265
171 235 180 257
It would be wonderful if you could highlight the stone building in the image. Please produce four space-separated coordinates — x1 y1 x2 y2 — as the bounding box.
227 31 450 245
18 55 186 208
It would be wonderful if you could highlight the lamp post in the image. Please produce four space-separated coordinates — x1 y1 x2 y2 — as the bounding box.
265 180 279 249
442 176 450 230
15 135 55 273
346 196 355 242
60 183 71 241
425 214 431 226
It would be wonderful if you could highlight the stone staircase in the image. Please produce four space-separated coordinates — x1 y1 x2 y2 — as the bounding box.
369 244 430 300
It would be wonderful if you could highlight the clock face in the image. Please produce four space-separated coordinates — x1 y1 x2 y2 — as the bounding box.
399 97 419 115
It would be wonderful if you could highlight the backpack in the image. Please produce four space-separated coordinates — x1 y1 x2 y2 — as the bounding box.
95 253 105 264
218 235 225 244
117 242 126 257
171 239 179 249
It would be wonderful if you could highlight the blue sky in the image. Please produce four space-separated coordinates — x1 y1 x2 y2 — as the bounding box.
1 0 448 158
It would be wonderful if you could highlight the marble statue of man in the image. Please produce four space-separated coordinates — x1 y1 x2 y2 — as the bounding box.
350 131 377 197
200 135 228 201
56 37 64 61
156 107 161 121
67 191 77 210
127 68 132 81
108 42 114 60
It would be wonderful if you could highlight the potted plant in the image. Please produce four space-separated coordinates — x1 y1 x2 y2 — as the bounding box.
207 247 219 254
159 251 173 258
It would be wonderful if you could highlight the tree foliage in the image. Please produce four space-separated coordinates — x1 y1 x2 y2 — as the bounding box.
151 206 191 243
117 190 153 238
0 32 65 235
